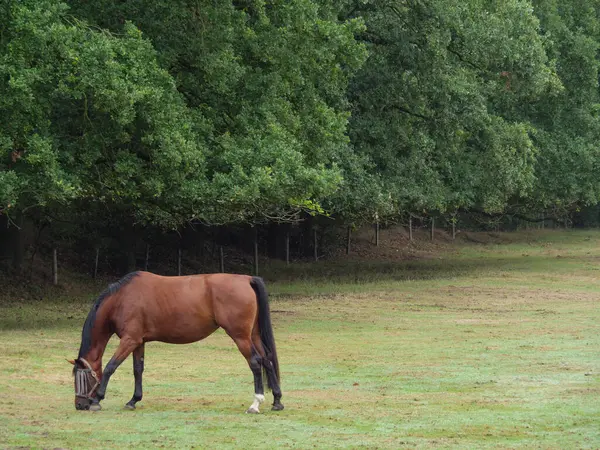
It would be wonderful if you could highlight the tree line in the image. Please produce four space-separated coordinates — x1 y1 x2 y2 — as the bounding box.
1 0 600 272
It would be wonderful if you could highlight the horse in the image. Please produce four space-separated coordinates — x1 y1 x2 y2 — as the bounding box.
68 271 283 414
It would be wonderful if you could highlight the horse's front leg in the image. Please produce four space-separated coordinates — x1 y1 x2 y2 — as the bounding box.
90 336 140 411
125 343 145 410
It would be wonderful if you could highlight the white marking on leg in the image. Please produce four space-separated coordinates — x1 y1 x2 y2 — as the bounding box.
247 394 265 414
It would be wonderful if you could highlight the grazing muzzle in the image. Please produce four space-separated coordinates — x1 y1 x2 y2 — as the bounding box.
73 358 100 410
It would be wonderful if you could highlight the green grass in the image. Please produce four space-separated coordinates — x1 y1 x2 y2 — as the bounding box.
1 230 599 448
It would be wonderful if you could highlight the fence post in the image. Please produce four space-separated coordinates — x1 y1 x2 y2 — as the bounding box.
52 248 58 285
177 248 182 276
409 216 413 241
285 232 290 265
144 244 150 271
220 246 225 273
346 226 351 255
254 231 259 276
430 217 435 241
93 247 99 279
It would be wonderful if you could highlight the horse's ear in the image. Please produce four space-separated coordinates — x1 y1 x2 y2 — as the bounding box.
67 359 75 365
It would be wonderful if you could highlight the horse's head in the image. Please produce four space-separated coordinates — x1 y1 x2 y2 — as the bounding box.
69 358 101 410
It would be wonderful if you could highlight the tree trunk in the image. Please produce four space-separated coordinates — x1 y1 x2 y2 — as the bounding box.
409 216 413 241
301 216 315 258
267 222 288 259
313 229 318 262
28 221 47 281
220 246 225 273
121 224 137 274
10 215 25 273
430 217 435 241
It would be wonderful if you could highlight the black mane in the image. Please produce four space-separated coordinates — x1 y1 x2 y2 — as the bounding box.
77 272 140 359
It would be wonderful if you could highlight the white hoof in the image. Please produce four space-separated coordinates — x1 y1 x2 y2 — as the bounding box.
246 394 264 414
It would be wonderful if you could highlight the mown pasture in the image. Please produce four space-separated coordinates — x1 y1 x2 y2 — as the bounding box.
1 230 599 448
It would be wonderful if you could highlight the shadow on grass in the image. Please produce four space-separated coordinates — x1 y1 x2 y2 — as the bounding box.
260 253 571 289
259 229 600 290
0 298 88 331
1 230 597 330
1 256 500 331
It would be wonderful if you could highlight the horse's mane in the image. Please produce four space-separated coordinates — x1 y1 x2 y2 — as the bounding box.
77 271 140 359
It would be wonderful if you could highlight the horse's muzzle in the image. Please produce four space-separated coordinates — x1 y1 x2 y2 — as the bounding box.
75 397 92 411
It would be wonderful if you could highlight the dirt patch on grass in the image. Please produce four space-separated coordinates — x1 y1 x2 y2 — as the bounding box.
454 319 504 325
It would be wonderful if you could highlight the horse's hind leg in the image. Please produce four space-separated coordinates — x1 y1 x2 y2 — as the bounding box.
252 332 284 411
90 336 141 411
232 336 265 414
125 343 145 410
262 357 283 411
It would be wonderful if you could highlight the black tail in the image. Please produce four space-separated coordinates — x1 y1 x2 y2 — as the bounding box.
250 276 280 389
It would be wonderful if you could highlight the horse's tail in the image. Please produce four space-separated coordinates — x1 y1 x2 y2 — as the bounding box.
250 276 280 389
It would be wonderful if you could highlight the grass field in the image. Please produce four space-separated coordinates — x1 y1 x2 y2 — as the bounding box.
1 230 599 448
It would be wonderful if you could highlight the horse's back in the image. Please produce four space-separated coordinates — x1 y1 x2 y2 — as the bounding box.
114 272 257 344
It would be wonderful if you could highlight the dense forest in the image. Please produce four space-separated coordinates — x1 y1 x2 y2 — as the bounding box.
2 0 600 274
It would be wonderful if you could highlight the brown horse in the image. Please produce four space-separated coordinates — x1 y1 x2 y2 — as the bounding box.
68 271 283 413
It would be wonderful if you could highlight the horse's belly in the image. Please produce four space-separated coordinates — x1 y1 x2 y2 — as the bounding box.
146 313 218 344
156 327 218 344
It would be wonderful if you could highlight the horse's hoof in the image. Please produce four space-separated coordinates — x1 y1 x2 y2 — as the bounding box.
272 403 284 411
124 403 136 410
245 407 260 414
89 403 102 412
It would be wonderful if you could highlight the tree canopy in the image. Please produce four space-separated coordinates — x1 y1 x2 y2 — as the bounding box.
2 0 600 228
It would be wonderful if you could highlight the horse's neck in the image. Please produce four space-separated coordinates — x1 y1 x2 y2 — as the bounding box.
82 328 112 374
81 296 117 373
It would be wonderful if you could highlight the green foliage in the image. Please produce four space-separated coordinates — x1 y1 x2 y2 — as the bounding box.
68 0 368 224
346 0 553 217
0 0 209 227
2 0 600 229
0 170 19 214
525 0 600 211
